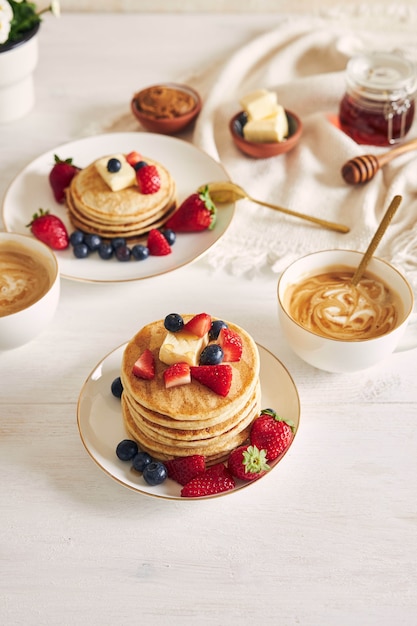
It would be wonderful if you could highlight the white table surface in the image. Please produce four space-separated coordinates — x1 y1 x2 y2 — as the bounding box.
1 13 417 626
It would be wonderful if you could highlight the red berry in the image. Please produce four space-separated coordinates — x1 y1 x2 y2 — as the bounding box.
49 154 80 203
126 151 142 167
250 409 294 461
163 362 191 388
132 349 155 380
165 185 217 232
190 364 232 397
165 455 206 486
181 470 235 497
183 313 212 338
136 164 161 194
218 327 243 362
227 444 269 481
26 208 69 250
147 229 172 256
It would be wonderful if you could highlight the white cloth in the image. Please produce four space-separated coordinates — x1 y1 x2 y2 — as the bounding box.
93 8 417 293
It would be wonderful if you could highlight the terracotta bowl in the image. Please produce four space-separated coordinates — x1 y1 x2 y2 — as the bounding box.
131 83 202 135
229 109 302 158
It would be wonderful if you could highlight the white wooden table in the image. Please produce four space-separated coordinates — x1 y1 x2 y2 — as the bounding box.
1 13 416 626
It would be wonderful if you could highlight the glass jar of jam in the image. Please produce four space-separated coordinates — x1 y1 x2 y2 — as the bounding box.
339 51 417 146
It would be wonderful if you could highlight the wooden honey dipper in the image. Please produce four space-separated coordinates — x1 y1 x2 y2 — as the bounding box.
341 136 417 185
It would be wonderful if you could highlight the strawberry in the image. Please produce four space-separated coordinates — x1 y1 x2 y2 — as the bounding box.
227 444 270 481
165 185 216 232
190 364 232 397
250 408 295 461
165 455 206 485
132 349 155 380
136 163 161 194
218 327 243 362
126 151 142 167
163 362 191 389
183 313 212 337
26 208 69 250
181 469 235 497
49 154 80 203
147 229 172 256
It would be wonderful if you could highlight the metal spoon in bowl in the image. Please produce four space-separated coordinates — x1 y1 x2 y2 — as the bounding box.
351 195 402 285
202 181 350 234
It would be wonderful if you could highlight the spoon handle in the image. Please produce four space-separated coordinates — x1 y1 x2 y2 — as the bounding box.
377 137 417 167
248 196 350 234
351 195 402 286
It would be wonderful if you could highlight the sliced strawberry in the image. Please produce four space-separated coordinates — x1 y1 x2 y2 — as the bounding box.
218 327 243 362
132 348 155 380
26 208 69 250
181 471 235 497
190 364 232 397
165 455 206 485
165 186 217 232
126 151 142 167
183 313 212 337
136 163 161 194
163 362 191 389
147 229 172 256
49 154 80 203
227 444 270 481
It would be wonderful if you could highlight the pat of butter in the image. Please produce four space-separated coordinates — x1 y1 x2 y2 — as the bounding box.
95 154 136 192
159 331 209 367
243 106 289 143
240 89 278 121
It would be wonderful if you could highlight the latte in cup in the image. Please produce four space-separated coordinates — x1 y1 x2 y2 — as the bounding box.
0 240 52 317
285 266 401 341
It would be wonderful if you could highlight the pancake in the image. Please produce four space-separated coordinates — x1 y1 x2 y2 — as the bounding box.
65 155 177 239
120 315 261 463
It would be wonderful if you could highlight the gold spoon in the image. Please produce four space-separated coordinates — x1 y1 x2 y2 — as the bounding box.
351 194 402 285
202 181 350 234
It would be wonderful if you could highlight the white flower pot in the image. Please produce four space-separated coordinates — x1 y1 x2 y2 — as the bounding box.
0 24 39 123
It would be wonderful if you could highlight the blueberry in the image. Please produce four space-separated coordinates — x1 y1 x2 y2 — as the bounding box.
69 230 84 247
107 158 122 173
132 451 153 472
133 160 148 171
115 245 131 262
131 244 149 261
116 439 138 461
209 320 228 341
73 242 89 259
160 229 176 246
111 237 126 250
142 461 168 486
84 233 102 251
199 344 224 365
98 241 114 260
234 111 248 136
111 376 123 398
164 313 184 332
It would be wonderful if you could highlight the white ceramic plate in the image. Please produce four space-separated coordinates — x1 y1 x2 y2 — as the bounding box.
77 343 301 500
2 132 234 283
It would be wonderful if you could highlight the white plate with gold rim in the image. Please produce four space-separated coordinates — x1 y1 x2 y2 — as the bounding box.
77 343 301 501
2 132 235 283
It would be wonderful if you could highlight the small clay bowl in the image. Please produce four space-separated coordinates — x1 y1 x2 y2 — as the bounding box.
131 83 202 135
229 109 302 158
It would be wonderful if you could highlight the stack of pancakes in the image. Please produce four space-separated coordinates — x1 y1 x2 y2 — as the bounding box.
65 156 177 240
120 317 261 465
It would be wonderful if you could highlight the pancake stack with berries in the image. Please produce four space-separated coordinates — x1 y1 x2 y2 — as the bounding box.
120 313 261 465
65 152 177 240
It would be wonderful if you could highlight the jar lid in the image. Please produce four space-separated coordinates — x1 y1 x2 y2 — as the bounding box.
346 51 417 95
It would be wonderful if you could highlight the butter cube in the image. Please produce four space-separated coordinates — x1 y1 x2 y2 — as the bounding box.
95 154 136 192
240 89 278 121
159 331 209 367
243 106 289 143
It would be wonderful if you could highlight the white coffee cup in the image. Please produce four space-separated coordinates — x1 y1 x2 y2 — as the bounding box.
277 249 416 373
0 232 60 350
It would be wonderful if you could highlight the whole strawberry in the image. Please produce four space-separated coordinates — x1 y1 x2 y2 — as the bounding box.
165 455 206 485
136 162 161 194
227 444 270 481
49 154 80 203
250 409 295 461
165 185 216 232
27 209 69 250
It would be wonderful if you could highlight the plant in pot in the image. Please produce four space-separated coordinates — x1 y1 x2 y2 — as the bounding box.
0 1 60 122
